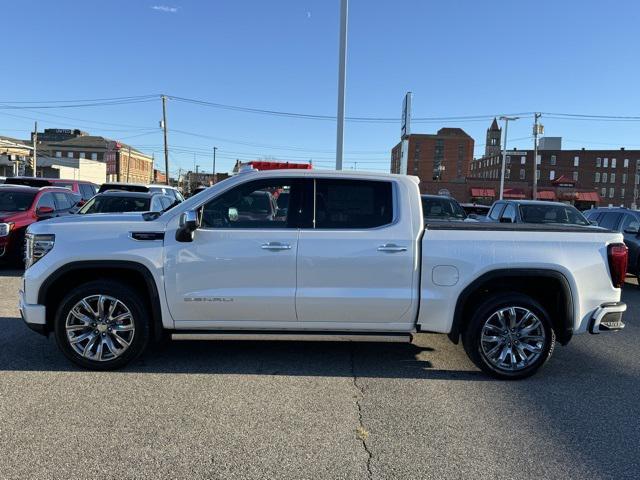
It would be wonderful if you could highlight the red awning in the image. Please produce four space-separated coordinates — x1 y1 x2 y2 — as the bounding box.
575 191 600 202
470 188 496 198
536 190 557 200
503 188 526 199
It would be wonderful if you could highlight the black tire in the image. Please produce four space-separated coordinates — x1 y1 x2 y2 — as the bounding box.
54 280 150 370
462 292 555 380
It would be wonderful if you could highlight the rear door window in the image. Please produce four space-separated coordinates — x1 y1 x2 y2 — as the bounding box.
79 183 95 200
52 192 73 211
488 202 505 220
314 179 393 229
598 212 622 230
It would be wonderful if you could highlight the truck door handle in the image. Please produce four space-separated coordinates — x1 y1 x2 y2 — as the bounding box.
377 243 407 253
261 242 292 251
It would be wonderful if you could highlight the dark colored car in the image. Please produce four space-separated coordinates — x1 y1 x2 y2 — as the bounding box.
78 191 176 214
98 183 184 204
584 207 640 280
0 185 80 264
421 195 467 222
5 177 98 201
486 200 591 226
460 203 491 218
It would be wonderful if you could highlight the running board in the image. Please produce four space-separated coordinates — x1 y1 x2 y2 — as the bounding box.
171 331 413 343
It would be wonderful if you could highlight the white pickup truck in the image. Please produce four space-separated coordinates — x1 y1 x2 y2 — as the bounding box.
19 170 628 379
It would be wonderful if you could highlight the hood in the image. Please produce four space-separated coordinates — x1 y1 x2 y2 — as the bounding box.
27 212 167 235
0 211 21 222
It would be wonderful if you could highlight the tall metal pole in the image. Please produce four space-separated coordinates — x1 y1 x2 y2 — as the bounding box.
499 116 519 200
335 0 348 170
532 113 541 200
161 95 170 185
32 121 37 177
212 146 217 184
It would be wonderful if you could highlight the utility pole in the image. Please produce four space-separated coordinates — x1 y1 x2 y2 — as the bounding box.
212 146 217 184
335 0 348 170
161 95 170 185
532 113 542 200
32 121 37 177
126 146 131 182
499 116 519 200
150 153 155 183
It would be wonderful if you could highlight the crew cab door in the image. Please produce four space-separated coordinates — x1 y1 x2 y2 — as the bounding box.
164 177 309 325
296 178 416 329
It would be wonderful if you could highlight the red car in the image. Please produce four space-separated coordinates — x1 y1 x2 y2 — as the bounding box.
4 177 98 202
0 185 80 264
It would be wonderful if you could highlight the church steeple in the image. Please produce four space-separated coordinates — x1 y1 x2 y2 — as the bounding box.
485 118 502 157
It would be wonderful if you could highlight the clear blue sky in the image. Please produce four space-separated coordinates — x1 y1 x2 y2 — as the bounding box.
1 0 639 176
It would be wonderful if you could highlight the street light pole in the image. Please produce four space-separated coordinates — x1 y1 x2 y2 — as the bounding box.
161 95 170 185
335 0 348 170
499 116 519 200
532 113 542 199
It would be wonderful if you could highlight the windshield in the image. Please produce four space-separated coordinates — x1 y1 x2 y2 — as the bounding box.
421 197 466 220
519 204 590 226
0 191 36 212
79 196 151 214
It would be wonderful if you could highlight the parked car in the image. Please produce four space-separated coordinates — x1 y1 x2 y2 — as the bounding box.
98 183 184 205
486 200 591 226
584 207 640 281
460 203 491 218
421 195 468 222
0 185 80 264
77 191 176 215
5 177 98 202
21 170 626 379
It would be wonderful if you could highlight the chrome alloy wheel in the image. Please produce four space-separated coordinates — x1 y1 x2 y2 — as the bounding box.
480 306 545 372
65 295 135 362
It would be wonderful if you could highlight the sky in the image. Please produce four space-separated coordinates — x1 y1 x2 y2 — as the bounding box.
1 0 639 176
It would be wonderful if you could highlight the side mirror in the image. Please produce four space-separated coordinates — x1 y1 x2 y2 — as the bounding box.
36 206 55 219
228 207 239 222
624 225 640 234
176 209 200 242
499 217 513 223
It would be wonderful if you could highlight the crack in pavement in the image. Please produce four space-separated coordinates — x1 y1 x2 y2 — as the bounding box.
350 346 373 479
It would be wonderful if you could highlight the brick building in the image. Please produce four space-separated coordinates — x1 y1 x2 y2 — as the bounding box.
32 129 153 184
391 128 474 181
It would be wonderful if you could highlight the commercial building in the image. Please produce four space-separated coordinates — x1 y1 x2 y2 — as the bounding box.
391 128 474 182
0 135 31 176
35 156 106 185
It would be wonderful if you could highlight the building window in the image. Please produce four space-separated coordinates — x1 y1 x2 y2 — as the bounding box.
550 155 557 165
602 173 608 183
621 188 626 198
612 158 617 168
623 173 628 184
506 155 511 164
67 152 73 158
536 155 541 165
91 153 98 160
609 188 615 198
603 158 609 167
601 187 607 197
574 156 579 167
79 152 86 159
521 156 526 165
550 170 555 180
624 158 629 168
596 157 602 167
536 170 540 180
595 172 601 183
611 173 616 183
506 168 511 179
520 168 525 180
55 151 62 158
573 171 578 181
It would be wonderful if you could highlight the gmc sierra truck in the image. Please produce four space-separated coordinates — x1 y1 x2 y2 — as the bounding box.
19 170 628 379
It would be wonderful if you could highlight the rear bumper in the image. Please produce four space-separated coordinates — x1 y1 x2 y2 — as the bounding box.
18 289 48 336
588 302 626 334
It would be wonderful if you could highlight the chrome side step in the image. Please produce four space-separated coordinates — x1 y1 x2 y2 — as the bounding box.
171 331 412 343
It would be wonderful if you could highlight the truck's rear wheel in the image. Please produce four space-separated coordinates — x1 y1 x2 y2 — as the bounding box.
462 293 555 379
54 280 149 370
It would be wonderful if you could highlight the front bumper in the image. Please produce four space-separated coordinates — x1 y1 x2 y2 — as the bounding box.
589 302 626 334
18 289 48 336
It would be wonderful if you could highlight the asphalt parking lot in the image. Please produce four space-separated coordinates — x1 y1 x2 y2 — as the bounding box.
0 268 639 480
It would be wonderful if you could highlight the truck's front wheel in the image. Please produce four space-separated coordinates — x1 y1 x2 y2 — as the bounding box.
462 293 555 380
54 280 149 370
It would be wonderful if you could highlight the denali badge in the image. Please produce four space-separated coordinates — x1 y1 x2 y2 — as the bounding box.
184 297 233 303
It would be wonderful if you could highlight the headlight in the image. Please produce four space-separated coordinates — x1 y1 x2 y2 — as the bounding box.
0 223 13 237
25 233 55 269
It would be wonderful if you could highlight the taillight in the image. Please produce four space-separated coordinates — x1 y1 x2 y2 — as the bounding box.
607 243 628 288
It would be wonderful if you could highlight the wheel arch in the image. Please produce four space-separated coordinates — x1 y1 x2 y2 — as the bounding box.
38 260 164 342
449 268 574 346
